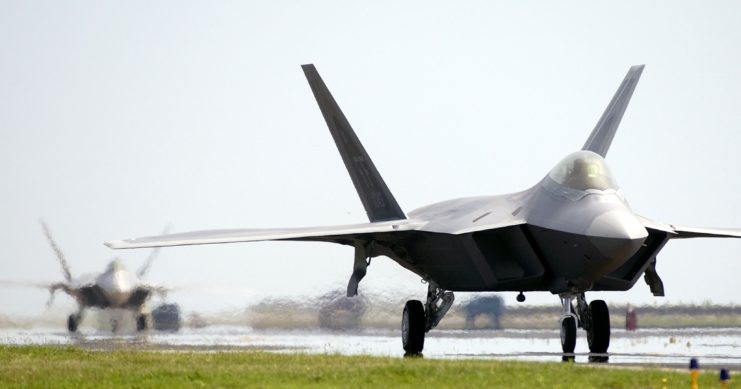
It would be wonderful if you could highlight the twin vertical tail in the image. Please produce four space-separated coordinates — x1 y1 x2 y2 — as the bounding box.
582 65 645 157
302 64 643 218
302 64 406 222
40 220 73 282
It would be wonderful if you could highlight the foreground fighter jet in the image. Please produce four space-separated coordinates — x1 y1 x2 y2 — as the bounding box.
107 64 741 355
40 221 167 332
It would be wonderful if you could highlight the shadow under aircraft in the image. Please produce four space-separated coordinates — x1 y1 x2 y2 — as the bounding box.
107 64 741 355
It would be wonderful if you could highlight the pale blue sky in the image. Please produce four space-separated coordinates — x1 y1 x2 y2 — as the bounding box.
1 1 741 315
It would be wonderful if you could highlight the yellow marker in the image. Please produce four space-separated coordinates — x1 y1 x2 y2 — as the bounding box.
691 370 700 389
689 358 700 389
661 377 667 389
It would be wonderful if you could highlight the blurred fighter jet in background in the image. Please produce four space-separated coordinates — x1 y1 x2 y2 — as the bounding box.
40 221 169 332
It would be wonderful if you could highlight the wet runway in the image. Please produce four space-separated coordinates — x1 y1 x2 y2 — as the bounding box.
2 326 741 368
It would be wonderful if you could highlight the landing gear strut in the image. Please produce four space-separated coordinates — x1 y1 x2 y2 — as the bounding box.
559 293 610 354
401 282 455 355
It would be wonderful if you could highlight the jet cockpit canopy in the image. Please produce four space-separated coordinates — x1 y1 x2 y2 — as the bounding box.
547 150 619 191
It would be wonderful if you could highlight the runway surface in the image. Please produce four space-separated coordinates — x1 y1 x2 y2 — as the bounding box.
2 326 740 368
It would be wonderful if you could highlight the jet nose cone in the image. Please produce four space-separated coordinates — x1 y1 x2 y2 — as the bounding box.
587 210 648 241
586 210 648 260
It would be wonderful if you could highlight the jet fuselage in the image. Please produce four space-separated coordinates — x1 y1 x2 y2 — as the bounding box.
392 150 649 294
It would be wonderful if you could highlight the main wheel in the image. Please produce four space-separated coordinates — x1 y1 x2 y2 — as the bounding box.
560 315 577 353
587 300 610 353
136 314 148 332
401 300 425 354
67 314 80 333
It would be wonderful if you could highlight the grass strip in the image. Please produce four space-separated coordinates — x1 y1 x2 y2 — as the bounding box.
0 345 721 388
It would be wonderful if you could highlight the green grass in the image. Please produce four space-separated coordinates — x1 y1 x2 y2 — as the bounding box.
0 345 719 388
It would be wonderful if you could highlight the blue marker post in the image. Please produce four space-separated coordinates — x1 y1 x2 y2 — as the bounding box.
690 358 700 389
720 368 730 388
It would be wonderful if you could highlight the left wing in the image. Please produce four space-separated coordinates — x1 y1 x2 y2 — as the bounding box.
669 225 741 239
636 215 741 239
106 220 422 249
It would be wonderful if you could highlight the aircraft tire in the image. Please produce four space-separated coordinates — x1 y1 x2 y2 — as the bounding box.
401 300 425 354
560 316 576 353
67 314 80 333
136 314 148 332
587 300 610 353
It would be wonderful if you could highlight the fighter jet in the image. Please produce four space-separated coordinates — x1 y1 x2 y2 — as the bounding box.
41 221 167 332
107 64 741 355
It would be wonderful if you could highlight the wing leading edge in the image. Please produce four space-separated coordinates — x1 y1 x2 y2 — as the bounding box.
637 216 741 239
105 220 423 249
670 225 741 239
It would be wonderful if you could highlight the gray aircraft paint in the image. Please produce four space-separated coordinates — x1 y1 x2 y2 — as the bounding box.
107 65 741 298
50 258 159 310
38 222 168 330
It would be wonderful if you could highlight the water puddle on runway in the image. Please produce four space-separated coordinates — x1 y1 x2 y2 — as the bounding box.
2 326 741 368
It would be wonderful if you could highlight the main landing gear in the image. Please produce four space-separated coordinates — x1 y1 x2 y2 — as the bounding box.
401 282 455 355
559 293 610 354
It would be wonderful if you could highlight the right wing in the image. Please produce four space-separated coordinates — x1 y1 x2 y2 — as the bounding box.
106 220 422 249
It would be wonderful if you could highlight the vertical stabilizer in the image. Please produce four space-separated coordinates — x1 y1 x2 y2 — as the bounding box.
302 64 406 222
582 65 645 157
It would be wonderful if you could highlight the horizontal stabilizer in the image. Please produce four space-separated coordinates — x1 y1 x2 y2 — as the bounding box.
302 64 406 222
582 65 645 157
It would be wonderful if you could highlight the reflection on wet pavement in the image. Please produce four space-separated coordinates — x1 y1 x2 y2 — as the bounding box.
2 326 741 368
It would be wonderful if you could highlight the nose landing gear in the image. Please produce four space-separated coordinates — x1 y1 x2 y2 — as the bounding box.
559 293 611 354
585 300 610 353
559 297 577 353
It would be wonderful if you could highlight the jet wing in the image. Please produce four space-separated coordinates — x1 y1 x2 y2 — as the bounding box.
106 220 423 249
669 225 741 239
0 280 55 289
636 215 741 239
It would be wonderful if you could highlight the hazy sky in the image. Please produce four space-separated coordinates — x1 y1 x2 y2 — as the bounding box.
2 1 741 316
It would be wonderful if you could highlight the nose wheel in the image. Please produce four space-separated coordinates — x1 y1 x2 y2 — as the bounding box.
559 293 611 354
586 300 610 353
560 315 577 353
